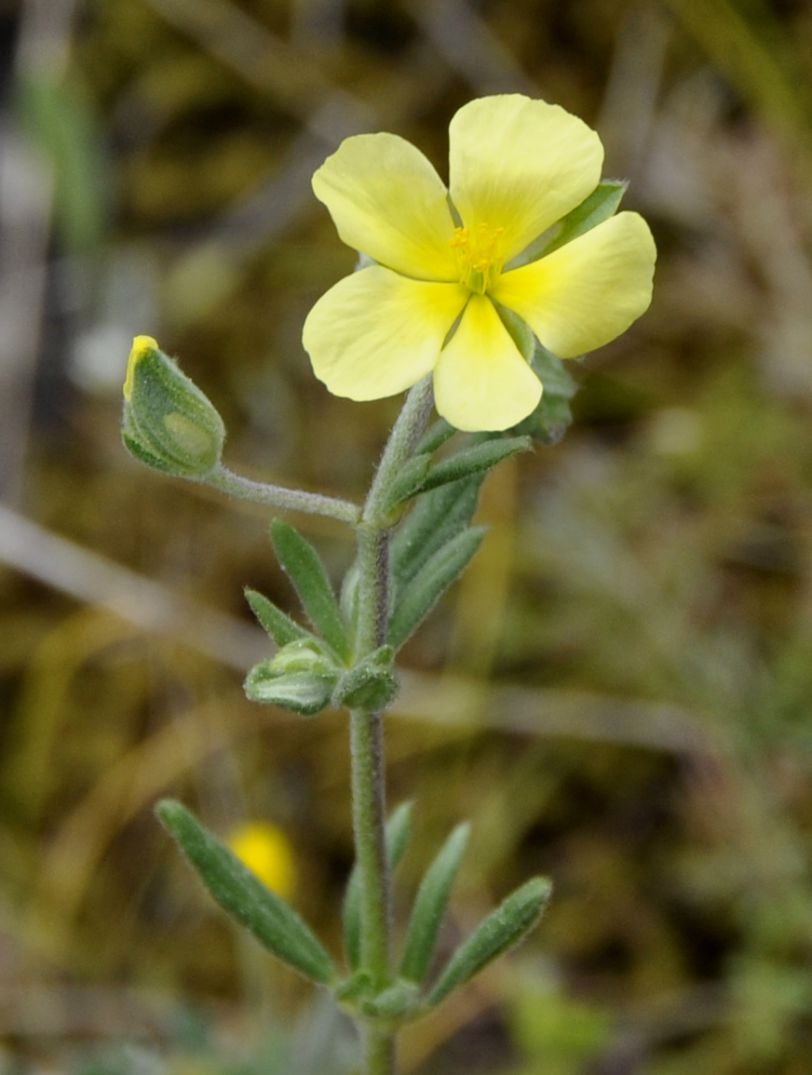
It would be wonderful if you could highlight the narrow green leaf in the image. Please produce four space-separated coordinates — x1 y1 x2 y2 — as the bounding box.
391 475 483 591
270 520 350 661
344 802 413 970
427 877 552 1006
156 800 336 984
416 418 456 455
400 823 470 983
388 527 486 650
419 437 530 493
244 587 311 647
382 452 432 512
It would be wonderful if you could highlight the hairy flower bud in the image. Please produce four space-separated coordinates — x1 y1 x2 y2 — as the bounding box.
122 335 225 477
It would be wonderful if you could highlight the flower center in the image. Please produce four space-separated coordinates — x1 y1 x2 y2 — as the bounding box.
450 223 505 294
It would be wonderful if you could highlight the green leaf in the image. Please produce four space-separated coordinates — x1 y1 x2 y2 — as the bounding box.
244 661 336 715
388 527 486 650
344 802 413 970
156 800 336 984
416 418 456 455
244 587 312 647
427 877 552 1006
382 452 432 513
419 437 530 493
400 823 470 984
332 645 399 711
391 475 483 592
270 520 350 661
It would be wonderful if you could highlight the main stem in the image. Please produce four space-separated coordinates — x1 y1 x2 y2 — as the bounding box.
350 378 435 1075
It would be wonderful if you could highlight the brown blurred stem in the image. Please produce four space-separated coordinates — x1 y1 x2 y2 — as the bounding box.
350 376 434 1074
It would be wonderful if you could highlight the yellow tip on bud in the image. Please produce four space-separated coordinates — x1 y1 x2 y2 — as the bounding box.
124 335 159 400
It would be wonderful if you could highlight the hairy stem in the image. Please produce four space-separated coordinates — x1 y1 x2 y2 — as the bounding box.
208 465 360 524
350 377 435 1075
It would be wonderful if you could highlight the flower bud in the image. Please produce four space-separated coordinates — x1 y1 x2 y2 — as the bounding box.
121 335 225 477
269 639 338 678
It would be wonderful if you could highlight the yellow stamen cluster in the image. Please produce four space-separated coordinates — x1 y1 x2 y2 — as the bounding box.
450 222 506 294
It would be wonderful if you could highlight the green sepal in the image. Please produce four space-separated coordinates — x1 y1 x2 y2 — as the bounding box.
400 822 470 984
514 180 627 267
495 304 535 363
361 979 421 1020
244 660 337 715
388 527 486 650
513 343 578 445
344 802 413 970
270 520 350 662
419 437 530 493
155 800 336 985
244 587 313 648
537 179 627 258
332 645 398 711
391 475 483 592
416 418 456 455
121 427 180 476
427 877 552 1006
381 453 432 515
122 340 225 478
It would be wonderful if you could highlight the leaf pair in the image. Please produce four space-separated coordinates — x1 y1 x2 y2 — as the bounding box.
342 805 551 1014
267 520 350 661
383 436 530 517
244 520 356 716
158 800 550 1017
387 474 485 650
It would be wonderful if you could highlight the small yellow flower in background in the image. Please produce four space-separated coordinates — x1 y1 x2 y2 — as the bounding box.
228 821 297 899
303 94 656 432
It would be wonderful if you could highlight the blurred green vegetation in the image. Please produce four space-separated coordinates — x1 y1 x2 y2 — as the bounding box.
2 1 812 1073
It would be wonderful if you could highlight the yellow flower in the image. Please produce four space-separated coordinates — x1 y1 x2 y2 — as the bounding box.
228 821 297 899
303 94 656 432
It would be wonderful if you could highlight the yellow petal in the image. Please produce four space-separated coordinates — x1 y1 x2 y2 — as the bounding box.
433 295 542 432
303 266 468 401
312 133 458 281
492 211 656 358
448 94 604 263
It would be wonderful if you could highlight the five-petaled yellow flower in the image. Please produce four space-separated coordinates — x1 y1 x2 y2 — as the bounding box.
303 94 656 432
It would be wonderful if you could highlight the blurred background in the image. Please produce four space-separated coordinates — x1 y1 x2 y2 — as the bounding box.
2 0 812 1072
